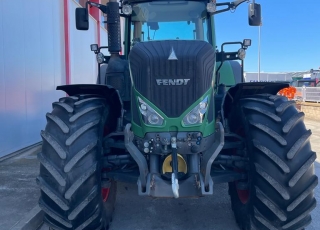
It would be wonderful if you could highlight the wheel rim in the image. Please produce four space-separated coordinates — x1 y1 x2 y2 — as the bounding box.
102 123 111 203
235 181 249 204
102 188 110 202
234 127 250 204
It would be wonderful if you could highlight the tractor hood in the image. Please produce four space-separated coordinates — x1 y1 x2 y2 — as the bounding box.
129 40 215 117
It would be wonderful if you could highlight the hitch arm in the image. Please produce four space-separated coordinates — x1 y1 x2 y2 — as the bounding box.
124 124 149 192
200 122 224 193
171 137 179 198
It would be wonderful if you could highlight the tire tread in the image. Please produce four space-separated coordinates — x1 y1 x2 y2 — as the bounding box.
38 152 66 187
289 152 316 187
287 176 318 212
249 121 287 146
255 186 287 221
39 199 72 228
228 94 317 230
46 113 69 133
65 120 100 146
253 140 290 173
37 176 69 211
38 95 116 230
40 130 67 159
64 141 98 173
286 130 312 159
64 163 98 200
254 163 290 200
282 200 316 229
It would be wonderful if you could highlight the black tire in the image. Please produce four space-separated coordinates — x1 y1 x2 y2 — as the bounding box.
38 95 117 230
227 94 317 230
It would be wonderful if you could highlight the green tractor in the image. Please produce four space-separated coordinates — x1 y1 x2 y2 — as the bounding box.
37 0 318 229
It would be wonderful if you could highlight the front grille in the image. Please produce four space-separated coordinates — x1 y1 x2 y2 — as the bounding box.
129 40 215 117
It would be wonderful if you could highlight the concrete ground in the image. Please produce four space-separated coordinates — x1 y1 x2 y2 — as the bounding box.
2 119 320 230
0 145 41 230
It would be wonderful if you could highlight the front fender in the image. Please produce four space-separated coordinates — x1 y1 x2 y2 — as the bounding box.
57 84 122 118
221 82 289 122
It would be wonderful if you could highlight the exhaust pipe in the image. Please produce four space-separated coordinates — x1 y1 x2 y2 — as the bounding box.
107 0 121 55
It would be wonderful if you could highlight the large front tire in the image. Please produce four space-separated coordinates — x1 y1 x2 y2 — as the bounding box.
38 95 116 230
228 94 317 230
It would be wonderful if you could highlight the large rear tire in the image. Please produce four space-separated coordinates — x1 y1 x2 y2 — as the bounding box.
38 95 116 230
228 94 317 230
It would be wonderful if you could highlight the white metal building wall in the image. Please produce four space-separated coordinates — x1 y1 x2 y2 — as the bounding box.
100 27 111 55
69 0 98 84
0 0 110 157
0 0 124 157
0 0 65 157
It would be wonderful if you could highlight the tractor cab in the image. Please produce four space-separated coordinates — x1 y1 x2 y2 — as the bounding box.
129 1 211 43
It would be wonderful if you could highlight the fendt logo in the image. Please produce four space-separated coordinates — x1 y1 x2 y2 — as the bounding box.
156 79 190 86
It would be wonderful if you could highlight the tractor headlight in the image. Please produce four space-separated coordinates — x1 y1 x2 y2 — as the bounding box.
122 5 132 15
206 2 216 13
138 97 164 126
183 96 208 126
96 52 104 64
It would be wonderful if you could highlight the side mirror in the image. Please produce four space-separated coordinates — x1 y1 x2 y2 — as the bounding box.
248 3 261 26
75 8 89 30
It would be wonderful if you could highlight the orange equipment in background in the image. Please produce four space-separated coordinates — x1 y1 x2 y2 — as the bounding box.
278 86 297 100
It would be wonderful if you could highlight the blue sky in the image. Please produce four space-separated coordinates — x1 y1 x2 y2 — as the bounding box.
215 0 320 72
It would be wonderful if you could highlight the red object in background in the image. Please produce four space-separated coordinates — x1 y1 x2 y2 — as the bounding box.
278 86 297 100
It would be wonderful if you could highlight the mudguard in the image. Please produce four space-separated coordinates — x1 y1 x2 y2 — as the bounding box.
221 82 289 122
57 84 122 118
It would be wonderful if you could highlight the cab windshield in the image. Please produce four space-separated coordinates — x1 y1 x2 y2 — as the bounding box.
130 1 210 45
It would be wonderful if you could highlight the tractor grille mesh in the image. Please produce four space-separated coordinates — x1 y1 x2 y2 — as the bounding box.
129 40 215 117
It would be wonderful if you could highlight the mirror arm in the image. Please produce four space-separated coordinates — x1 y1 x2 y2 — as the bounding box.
216 2 231 6
81 1 89 24
232 0 248 8
213 7 231 14
87 1 108 14
214 0 247 14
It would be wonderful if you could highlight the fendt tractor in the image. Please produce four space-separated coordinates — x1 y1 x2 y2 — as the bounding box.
37 0 318 229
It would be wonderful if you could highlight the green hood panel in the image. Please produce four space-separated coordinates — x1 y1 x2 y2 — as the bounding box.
131 89 216 138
